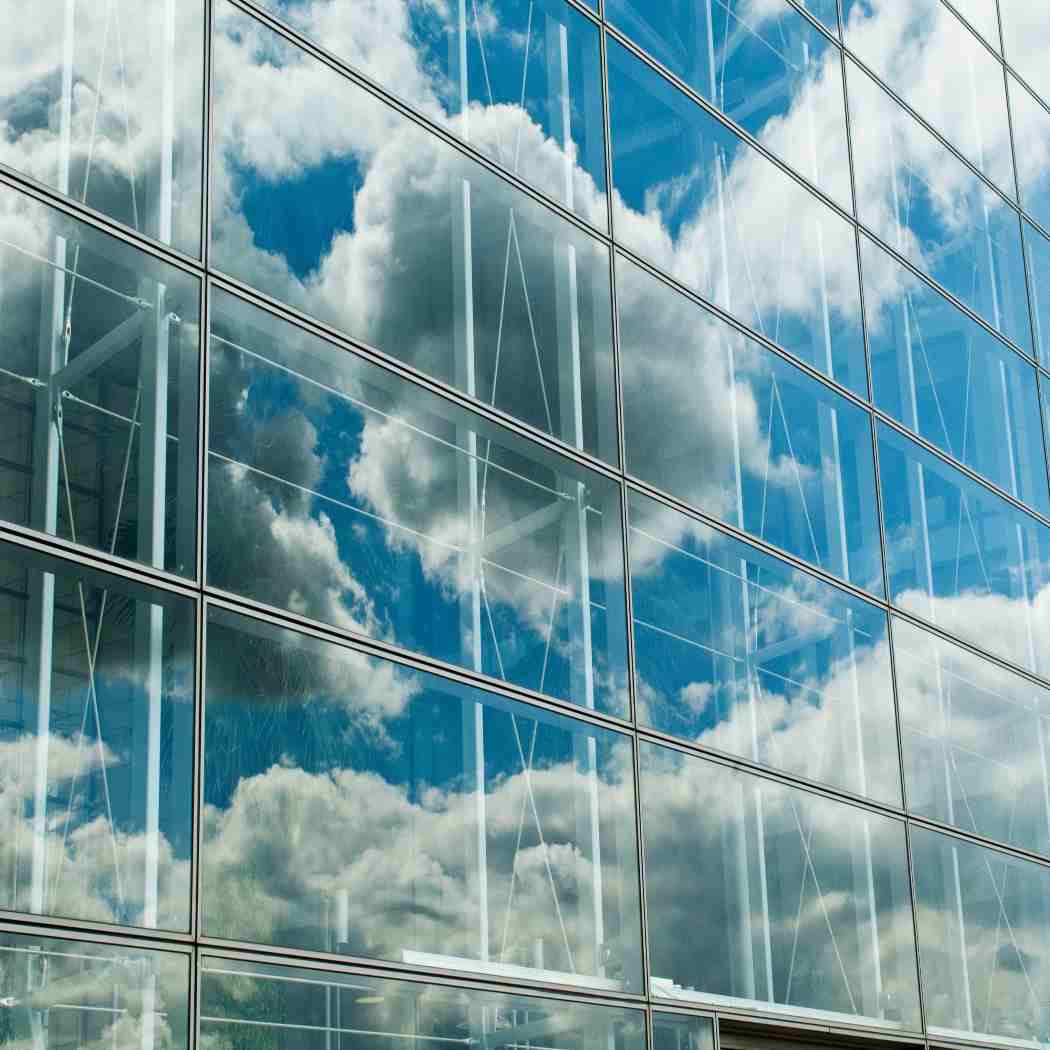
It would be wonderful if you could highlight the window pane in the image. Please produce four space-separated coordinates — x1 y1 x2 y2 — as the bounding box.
863 235 1050 516
1025 220 1050 365
252 0 607 221
1010 77 1050 233
628 489 900 804
605 0 851 209
206 288 628 716
0 0 204 256
0 930 189 1048
950 0 1002 49
999 0 1050 106
617 257 881 594
606 40 865 394
878 422 1050 678
210 2 617 461
911 826 1050 1046
202 607 643 990
200 956 645 1049
0 183 201 577
0 541 195 931
894 616 1050 858
653 1012 715 1050
842 0 1014 195
640 742 921 1029
849 61 1031 353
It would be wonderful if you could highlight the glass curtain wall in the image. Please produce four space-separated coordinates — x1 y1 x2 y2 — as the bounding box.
4 0 1050 1048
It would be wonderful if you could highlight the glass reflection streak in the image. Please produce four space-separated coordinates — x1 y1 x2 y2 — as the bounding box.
911 826 1050 1046
617 257 882 594
606 40 866 394
605 0 851 209
202 607 644 989
0 0 205 256
200 956 646 1050
863 236 1050 515
628 490 900 805
253 0 608 223
639 742 921 1027
878 423 1050 679
0 541 195 931
848 62 1031 353
210 1 617 461
893 616 1050 858
0 184 201 577
206 289 628 716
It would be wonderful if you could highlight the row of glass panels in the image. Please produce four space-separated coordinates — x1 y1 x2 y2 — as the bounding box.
0 934 712 1050
4 178 1050 685
1 536 1048 1044
7 1 1050 410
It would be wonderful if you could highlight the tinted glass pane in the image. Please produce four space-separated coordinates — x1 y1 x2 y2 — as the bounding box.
653 1012 715 1050
1026 220 1050 365
0 0 204 256
0 184 201 577
618 257 881 593
202 607 643 990
849 61 1031 353
0 930 189 1048
878 422 1050 678
1010 77 1050 233
607 41 865 393
628 490 900 804
640 742 921 1028
894 616 1050 858
912 826 1050 1046
999 0 1050 106
605 0 851 209
863 235 1049 516
253 0 607 220
0 542 195 931
200 956 645 1049
211 3 618 461
206 289 628 716
842 0 1014 195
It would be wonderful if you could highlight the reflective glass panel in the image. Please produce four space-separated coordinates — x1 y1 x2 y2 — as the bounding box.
606 41 865 393
628 490 900 804
200 956 646 1049
640 742 921 1028
605 0 851 209
0 930 189 1048
0 542 195 931
796 0 840 34
252 0 608 221
911 826 1050 1046
202 607 643 990
1026 220 1050 365
1010 77 1050 233
863 235 1049 516
617 257 881 594
211 2 618 461
0 184 201 577
893 616 1050 858
999 0 1050 106
0 0 204 256
878 422 1050 678
842 0 1014 195
206 289 628 716
949 0 1002 49
653 1012 715 1050
848 61 1031 353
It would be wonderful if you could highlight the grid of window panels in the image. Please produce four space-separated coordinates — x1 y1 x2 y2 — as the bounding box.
2 0 1050 1048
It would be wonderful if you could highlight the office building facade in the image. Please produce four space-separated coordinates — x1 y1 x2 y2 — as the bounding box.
1 0 1050 1047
